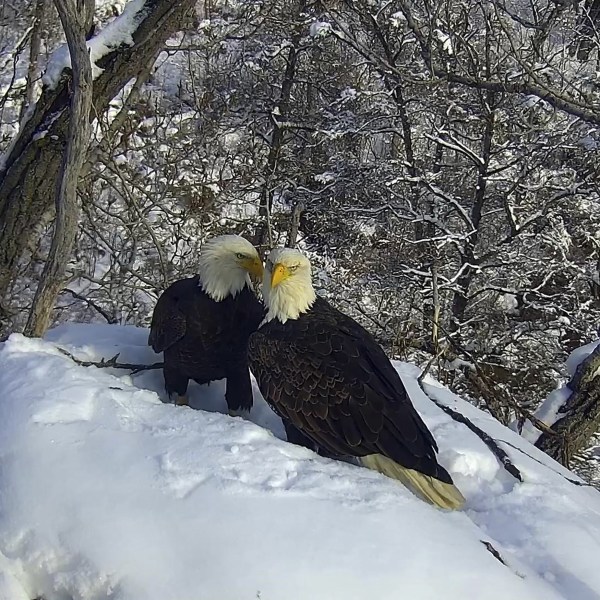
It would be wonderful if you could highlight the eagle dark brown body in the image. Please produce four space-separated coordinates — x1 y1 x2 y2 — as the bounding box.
149 275 264 413
249 297 452 481
250 263 464 510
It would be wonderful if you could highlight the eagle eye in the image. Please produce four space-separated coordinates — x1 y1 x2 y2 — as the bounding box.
289 264 299 272
236 252 246 259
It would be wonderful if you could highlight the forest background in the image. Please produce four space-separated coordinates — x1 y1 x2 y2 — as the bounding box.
0 0 599 480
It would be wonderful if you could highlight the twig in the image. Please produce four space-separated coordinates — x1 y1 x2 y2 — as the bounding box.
417 347 446 385
339 298 388 332
498 439 595 488
57 347 163 374
480 540 507 566
62 288 117 323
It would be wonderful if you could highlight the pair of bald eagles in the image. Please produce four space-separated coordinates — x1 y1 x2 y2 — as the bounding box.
149 235 465 510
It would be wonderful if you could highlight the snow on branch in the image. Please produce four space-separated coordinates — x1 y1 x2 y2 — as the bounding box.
424 132 484 168
533 341 600 466
43 0 148 88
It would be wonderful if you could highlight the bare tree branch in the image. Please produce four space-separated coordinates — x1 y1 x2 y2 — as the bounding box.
62 287 117 323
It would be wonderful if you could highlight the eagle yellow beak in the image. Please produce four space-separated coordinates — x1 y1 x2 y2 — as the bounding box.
242 257 264 281
271 263 288 288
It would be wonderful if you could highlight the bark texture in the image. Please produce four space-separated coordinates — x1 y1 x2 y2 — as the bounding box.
24 0 94 337
535 344 600 465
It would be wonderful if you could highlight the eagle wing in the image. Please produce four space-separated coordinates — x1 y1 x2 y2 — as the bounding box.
249 301 447 481
148 287 188 353
148 275 226 355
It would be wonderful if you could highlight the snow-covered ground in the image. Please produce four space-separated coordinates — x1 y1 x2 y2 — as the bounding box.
1 324 600 600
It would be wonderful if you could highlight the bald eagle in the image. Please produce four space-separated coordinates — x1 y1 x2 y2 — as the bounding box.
248 248 465 509
149 235 264 415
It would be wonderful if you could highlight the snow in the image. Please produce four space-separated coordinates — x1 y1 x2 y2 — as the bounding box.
390 11 407 27
518 339 600 443
0 324 600 599
565 339 600 377
42 0 148 88
314 171 336 184
309 21 332 37
496 292 518 312
434 29 453 55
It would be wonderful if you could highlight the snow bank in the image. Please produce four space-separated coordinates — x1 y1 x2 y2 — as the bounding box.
0 325 599 599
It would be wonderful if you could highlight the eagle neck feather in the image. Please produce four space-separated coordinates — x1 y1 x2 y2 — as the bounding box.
265 278 316 324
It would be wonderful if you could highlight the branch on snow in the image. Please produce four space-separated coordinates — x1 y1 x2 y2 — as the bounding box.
499 439 592 488
434 394 523 483
416 312 592 488
417 344 592 489
480 540 508 567
417 350 523 481
57 347 163 374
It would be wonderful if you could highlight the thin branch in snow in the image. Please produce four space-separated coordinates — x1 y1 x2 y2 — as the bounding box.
428 393 524 483
410 314 521 481
480 540 509 567
57 347 163 374
499 439 594 488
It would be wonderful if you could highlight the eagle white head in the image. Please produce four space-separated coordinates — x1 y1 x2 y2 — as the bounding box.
198 235 263 301
263 248 317 323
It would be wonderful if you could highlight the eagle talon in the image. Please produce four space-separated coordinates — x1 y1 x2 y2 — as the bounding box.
175 394 189 407
228 408 251 419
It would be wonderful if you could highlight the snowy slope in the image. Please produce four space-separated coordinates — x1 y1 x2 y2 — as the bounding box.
0 325 599 600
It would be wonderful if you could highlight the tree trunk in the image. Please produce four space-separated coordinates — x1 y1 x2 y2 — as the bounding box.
535 344 600 466
286 200 304 248
24 0 94 337
449 91 496 339
0 0 195 316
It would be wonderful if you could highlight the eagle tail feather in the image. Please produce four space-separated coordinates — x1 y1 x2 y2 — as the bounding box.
360 454 465 510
